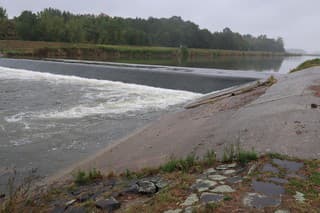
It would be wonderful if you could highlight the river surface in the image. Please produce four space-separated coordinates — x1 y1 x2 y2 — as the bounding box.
0 56 316 192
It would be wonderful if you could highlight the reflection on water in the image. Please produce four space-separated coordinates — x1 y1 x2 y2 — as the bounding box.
118 56 318 74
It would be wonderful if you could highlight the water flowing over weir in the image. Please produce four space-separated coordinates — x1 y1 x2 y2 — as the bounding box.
0 58 260 191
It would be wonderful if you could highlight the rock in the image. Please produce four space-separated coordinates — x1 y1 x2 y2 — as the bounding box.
65 206 86 213
65 199 77 207
156 180 169 189
208 174 227 181
191 179 217 192
243 193 281 209
272 159 303 173
200 192 224 204
294 191 305 203
137 181 157 194
204 168 216 175
262 163 280 173
274 210 290 213
163 209 183 213
123 184 139 194
95 197 121 211
252 181 285 197
226 176 243 184
211 185 235 193
227 163 237 168
181 193 199 206
223 169 236 175
77 192 92 202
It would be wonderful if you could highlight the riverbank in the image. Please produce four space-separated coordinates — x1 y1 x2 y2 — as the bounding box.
0 40 296 68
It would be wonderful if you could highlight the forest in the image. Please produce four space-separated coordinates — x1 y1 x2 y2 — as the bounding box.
0 7 285 52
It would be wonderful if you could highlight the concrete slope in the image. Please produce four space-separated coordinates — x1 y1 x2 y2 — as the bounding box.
64 67 320 177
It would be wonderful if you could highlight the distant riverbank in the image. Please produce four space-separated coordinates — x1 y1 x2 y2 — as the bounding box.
0 40 298 68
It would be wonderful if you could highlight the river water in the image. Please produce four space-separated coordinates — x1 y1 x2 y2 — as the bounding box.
0 56 316 191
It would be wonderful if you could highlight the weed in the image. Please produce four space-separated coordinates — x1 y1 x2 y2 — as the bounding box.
238 149 258 164
203 150 216 166
222 143 258 164
161 154 196 173
73 168 102 185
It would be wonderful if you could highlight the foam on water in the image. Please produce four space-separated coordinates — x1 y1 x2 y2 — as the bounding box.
0 66 202 120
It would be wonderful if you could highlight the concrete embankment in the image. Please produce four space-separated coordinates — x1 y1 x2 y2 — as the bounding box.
53 67 320 182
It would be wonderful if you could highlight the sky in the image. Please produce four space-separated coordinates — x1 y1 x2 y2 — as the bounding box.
1 0 319 52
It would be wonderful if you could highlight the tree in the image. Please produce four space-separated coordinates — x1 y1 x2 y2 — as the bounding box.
16 11 39 40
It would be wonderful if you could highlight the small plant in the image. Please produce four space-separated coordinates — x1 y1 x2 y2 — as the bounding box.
222 143 258 164
73 168 102 185
222 144 236 163
203 150 216 165
238 149 258 164
161 154 197 173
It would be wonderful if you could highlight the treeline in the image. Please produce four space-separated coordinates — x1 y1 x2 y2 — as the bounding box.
0 7 285 52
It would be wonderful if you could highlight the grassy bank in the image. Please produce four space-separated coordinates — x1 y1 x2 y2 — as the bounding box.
290 58 320 73
0 40 295 66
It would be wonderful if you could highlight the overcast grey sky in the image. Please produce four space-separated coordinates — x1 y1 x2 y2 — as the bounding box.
1 0 319 52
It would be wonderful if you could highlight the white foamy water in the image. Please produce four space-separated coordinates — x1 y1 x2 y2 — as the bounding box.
0 66 201 121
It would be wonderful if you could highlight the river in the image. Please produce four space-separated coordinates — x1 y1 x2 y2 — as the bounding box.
0 56 316 192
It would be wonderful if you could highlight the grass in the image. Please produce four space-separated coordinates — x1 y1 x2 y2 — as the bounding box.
222 143 258 164
290 58 320 73
73 168 103 185
161 154 197 173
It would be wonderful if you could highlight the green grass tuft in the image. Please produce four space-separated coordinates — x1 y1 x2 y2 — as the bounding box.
73 168 103 185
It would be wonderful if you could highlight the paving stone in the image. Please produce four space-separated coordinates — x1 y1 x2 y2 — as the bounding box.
223 169 236 175
216 163 236 170
95 197 121 211
191 179 217 192
211 185 235 193
272 159 303 173
262 163 280 173
294 191 305 203
243 193 281 209
226 176 243 184
203 168 216 175
208 174 227 181
181 193 199 206
268 177 289 185
252 181 285 197
163 209 183 213
200 192 224 204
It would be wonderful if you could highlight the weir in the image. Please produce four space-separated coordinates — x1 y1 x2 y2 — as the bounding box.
0 58 261 94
